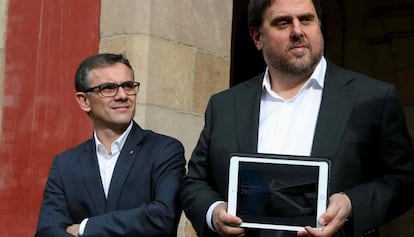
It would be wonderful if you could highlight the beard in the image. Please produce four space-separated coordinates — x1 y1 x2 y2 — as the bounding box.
263 39 324 77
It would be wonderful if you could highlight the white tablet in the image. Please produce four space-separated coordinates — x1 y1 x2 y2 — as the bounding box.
227 153 330 232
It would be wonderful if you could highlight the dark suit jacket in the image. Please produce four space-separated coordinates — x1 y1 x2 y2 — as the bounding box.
36 121 186 237
181 61 414 237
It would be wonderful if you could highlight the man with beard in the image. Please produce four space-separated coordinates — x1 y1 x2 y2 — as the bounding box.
180 0 414 237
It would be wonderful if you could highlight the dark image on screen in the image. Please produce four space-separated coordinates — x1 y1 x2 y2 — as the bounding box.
237 161 319 227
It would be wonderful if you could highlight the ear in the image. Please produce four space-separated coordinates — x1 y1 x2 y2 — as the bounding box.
75 92 91 113
249 27 263 51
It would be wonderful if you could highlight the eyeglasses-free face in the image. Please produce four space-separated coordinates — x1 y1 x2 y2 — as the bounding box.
83 81 140 97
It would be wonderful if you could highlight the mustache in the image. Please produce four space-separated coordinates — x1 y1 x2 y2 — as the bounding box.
287 40 310 50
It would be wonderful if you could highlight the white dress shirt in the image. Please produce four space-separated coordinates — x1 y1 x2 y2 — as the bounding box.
258 57 326 156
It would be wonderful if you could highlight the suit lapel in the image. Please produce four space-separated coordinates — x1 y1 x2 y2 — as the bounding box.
80 140 107 215
106 122 145 211
235 75 263 153
311 62 358 158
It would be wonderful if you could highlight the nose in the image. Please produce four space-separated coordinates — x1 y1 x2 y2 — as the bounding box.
290 20 304 39
114 86 129 99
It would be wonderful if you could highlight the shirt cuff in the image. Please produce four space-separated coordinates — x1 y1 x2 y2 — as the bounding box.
206 201 225 231
79 218 89 236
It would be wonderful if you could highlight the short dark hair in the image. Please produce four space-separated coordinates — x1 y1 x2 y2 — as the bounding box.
247 0 323 29
74 53 134 92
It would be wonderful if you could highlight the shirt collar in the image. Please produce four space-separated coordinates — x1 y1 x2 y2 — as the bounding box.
94 121 134 154
262 56 327 98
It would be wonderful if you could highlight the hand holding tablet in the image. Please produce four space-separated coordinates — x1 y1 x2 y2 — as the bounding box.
227 153 330 232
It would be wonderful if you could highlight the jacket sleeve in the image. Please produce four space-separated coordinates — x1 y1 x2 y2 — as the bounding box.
346 86 414 236
35 157 81 237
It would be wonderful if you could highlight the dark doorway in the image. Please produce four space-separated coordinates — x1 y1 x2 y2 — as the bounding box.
230 0 265 86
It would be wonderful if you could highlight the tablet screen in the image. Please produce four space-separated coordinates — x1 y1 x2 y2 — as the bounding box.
228 153 330 231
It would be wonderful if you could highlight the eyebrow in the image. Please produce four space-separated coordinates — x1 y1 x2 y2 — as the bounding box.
271 12 316 22
298 13 316 20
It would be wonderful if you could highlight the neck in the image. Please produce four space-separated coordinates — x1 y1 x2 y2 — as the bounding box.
95 124 128 152
268 69 311 99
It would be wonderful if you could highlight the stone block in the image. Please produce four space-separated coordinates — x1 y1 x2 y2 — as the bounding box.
193 51 230 113
100 0 151 36
150 0 232 57
147 37 194 111
141 104 204 160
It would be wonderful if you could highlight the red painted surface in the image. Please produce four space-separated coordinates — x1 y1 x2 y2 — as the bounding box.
1 1 100 236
